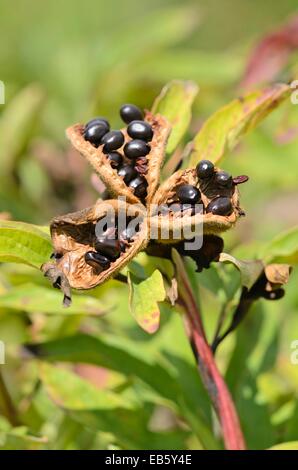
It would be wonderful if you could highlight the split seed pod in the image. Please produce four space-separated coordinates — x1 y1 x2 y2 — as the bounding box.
66 111 171 204
150 167 242 242
42 199 148 291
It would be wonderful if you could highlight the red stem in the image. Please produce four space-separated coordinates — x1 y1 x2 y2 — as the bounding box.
174 252 246 450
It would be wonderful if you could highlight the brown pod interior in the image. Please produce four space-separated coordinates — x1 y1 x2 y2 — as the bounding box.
49 200 148 289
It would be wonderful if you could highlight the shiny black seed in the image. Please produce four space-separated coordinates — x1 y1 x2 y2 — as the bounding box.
206 197 232 216
196 160 215 179
120 104 144 124
85 251 111 271
233 175 249 185
214 171 233 188
85 117 110 131
128 175 148 198
124 140 150 159
176 184 201 204
50 252 63 260
101 130 124 152
117 164 138 184
127 120 153 142
262 288 285 300
107 151 123 169
94 238 121 260
84 122 109 147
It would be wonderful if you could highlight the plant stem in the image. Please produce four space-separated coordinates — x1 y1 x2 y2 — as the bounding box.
173 251 246 450
211 288 254 354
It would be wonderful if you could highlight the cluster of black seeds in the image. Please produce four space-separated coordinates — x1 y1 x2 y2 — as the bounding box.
84 217 140 274
83 104 154 201
160 160 248 218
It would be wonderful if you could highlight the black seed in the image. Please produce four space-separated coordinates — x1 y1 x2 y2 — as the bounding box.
107 151 123 169
85 117 110 131
128 175 148 198
117 164 138 184
101 130 124 152
94 238 121 260
214 171 233 188
206 197 232 216
85 251 111 271
196 160 215 179
262 288 285 300
124 140 150 159
120 104 144 124
127 120 153 142
84 122 109 147
50 252 63 260
176 184 201 204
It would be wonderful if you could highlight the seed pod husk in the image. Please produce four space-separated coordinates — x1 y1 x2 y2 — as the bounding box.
42 199 148 290
150 167 242 242
66 112 171 205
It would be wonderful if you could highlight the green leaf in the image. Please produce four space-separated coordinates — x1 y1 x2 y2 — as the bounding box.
0 84 45 177
0 220 52 268
219 253 264 290
269 441 298 450
260 226 298 264
189 83 291 166
70 407 190 450
39 362 133 410
0 283 106 316
152 80 198 154
128 269 166 334
0 418 47 450
26 333 218 449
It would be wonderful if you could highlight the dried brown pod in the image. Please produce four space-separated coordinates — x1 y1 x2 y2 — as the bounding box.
150 167 242 241
66 112 171 205
42 199 148 291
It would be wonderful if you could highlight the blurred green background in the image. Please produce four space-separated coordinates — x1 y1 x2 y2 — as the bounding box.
0 0 297 450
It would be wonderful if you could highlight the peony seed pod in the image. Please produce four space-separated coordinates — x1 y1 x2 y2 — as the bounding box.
66 111 171 205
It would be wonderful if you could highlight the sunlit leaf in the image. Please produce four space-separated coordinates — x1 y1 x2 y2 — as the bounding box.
189 83 291 166
152 80 198 155
219 253 264 290
0 84 45 177
260 226 298 264
0 220 52 268
269 441 298 450
128 269 166 334
0 283 106 316
39 362 134 410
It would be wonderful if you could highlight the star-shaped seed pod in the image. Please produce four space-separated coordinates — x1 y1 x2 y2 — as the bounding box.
42 106 247 303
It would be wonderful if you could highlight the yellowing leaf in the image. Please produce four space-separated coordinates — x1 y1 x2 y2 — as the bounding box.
219 253 264 290
269 441 298 450
128 269 166 334
189 83 291 166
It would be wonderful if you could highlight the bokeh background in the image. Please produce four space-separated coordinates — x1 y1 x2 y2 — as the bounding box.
0 0 297 450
